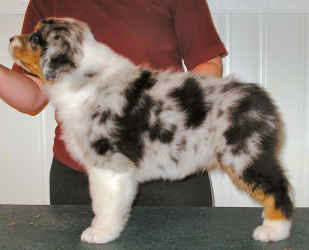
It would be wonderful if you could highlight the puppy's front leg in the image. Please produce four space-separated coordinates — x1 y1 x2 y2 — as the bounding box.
81 153 138 244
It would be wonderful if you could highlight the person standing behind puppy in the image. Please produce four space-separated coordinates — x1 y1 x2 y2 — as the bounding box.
0 0 227 205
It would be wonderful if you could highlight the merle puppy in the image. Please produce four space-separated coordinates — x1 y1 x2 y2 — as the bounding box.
9 18 293 244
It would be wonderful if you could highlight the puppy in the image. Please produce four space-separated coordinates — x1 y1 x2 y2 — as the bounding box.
9 17 293 244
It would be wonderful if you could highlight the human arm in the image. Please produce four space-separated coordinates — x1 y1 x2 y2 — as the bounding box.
192 56 223 78
0 0 52 115
0 64 48 115
174 0 227 77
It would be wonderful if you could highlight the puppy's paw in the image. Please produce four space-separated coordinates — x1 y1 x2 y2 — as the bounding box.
81 226 120 244
253 219 291 242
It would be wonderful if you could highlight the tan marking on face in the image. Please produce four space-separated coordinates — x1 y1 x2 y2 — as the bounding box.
10 24 45 81
224 167 286 221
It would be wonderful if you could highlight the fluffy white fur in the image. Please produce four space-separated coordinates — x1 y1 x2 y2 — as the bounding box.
81 154 137 244
253 219 292 242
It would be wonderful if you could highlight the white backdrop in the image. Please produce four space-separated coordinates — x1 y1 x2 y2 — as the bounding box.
0 0 308 207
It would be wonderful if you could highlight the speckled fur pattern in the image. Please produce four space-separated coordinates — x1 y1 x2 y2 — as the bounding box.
9 18 293 244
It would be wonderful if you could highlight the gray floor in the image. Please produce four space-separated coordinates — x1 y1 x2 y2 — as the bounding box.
0 205 306 250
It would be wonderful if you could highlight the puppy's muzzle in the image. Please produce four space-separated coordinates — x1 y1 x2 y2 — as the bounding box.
9 33 44 80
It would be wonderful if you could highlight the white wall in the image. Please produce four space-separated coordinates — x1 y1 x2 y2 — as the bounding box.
0 0 308 207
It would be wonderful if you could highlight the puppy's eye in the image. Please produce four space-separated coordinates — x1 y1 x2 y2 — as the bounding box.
29 33 42 45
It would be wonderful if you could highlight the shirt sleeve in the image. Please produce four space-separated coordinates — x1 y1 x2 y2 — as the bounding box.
173 0 227 70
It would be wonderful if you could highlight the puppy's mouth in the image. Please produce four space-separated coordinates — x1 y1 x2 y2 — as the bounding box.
9 35 45 81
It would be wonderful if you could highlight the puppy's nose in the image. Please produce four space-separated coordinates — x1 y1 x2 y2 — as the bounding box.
9 37 15 43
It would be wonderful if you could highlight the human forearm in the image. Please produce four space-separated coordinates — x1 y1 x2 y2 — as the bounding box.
0 64 48 115
192 56 223 78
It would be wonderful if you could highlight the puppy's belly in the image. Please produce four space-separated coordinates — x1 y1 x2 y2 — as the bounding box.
136 140 215 183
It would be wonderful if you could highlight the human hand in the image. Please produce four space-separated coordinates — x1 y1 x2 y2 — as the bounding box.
0 64 48 115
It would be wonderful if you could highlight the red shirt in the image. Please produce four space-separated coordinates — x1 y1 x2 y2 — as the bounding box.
18 0 227 172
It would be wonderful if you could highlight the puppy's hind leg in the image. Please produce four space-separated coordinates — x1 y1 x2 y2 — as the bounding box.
222 155 293 242
217 83 293 242
81 153 138 244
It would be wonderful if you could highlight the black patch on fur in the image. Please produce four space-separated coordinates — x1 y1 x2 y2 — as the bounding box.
99 110 111 124
91 137 112 155
114 72 156 163
242 151 293 218
149 123 176 144
49 54 75 71
114 95 153 163
51 27 70 33
124 70 156 112
224 84 277 154
42 19 56 25
29 32 46 47
169 78 211 128
91 112 99 120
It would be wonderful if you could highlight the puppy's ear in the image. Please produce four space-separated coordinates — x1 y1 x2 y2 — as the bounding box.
44 52 76 81
40 18 85 81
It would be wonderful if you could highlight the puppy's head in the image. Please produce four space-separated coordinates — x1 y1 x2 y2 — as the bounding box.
9 17 90 82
